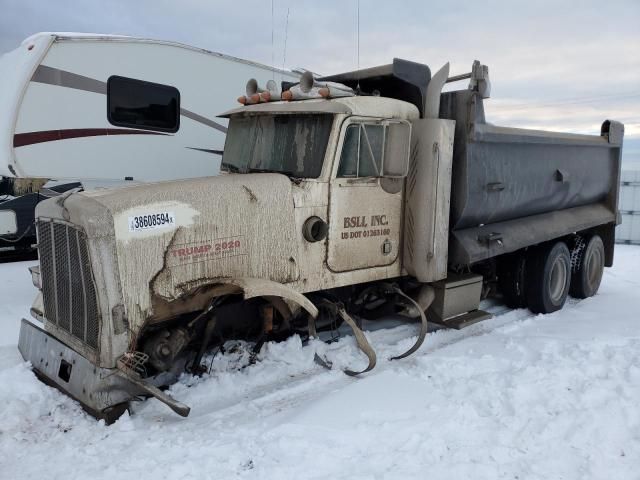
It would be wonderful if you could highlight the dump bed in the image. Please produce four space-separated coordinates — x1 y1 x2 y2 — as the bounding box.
439 90 623 265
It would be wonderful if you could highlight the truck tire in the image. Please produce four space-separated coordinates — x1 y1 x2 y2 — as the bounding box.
525 242 571 314
498 253 527 308
570 234 605 299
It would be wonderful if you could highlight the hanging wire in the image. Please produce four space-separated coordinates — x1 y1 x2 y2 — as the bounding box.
281 7 290 83
0 220 35 243
271 0 275 80
356 0 360 91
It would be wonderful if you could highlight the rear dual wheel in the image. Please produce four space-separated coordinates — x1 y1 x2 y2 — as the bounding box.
501 235 605 314
497 253 527 308
526 242 572 314
570 235 605 299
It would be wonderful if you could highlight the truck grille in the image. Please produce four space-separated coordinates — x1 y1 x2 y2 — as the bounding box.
37 219 99 349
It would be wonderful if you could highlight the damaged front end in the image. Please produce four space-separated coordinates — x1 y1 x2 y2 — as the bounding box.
16 214 190 422
19 318 190 422
19 278 318 423
18 175 318 422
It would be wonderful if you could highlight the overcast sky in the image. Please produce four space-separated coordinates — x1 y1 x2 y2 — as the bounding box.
1 0 638 166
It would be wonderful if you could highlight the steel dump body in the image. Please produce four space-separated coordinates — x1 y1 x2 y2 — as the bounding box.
439 90 623 265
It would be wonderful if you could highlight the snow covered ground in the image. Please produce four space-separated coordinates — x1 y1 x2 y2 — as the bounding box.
1 246 639 480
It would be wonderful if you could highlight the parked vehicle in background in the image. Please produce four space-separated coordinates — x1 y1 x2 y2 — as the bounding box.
617 170 640 245
0 32 299 255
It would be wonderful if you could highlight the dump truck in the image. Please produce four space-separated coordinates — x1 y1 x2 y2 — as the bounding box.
18 59 624 422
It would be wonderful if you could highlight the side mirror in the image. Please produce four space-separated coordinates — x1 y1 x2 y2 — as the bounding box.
382 121 411 177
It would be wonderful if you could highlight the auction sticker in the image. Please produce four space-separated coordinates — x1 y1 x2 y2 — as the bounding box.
128 211 176 232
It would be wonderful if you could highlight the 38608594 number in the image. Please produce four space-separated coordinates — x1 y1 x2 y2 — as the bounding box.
128 212 175 232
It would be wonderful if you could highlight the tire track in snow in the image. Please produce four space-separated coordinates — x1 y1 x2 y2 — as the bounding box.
134 304 534 426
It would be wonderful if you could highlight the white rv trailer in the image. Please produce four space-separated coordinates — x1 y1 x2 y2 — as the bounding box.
0 32 299 252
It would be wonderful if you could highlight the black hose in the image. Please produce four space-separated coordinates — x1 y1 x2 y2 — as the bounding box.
1 221 36 244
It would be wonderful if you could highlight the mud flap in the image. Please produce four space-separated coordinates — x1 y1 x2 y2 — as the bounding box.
388 287 429 361
311 286 432 376
313 306 377 376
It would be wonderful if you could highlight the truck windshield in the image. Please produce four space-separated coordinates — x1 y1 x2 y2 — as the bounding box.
222 114 333 178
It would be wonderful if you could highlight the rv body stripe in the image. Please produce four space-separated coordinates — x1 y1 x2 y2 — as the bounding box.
31 65 107 95
186 147 224 155
180 109 227 133
29 65 228 133
13 128 167 147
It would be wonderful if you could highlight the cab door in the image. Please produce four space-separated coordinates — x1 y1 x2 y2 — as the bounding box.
326 119 411 272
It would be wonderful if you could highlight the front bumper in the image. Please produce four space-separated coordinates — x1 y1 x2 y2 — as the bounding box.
18 319 191 422
18 318 140 423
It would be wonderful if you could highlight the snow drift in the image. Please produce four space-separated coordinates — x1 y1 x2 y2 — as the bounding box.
1 246 639 479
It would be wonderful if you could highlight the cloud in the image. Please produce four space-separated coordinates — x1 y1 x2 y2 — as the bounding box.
0 0 638 165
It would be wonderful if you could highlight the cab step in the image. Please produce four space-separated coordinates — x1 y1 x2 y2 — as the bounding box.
428 309 492 330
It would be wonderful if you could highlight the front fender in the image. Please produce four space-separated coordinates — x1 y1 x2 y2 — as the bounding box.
226 277 318 319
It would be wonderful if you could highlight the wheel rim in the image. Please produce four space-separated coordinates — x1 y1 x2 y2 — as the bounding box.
549 256 568 304
585 245 603 287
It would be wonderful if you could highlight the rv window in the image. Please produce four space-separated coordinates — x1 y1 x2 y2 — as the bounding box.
107 76 180 132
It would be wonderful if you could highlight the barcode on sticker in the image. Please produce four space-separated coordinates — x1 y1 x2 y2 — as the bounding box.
128 212 176 232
